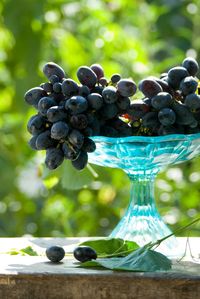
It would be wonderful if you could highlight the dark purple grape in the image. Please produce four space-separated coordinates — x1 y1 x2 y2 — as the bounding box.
36 130 56 150
49 75 60 84
99 103 118 120
68 130 84 149
158 125 178 136
27 115 47 135
89 117 100 136
158 108 176 126
72 151 88 170
179 76 198 95
90 64 104 80
45 147 64 170
62 142 80 160
117 79 137 97
155 78 174 94
82 137 96 152
77 66 97 87
151 92 172 110
38 97 57 116
172 102 196 125
142 111 159 128
116 96 130 111
90 85 104 95
139 79 162 98
99 77 108 87
167 66 188 89
87 93 103 110
62 79 79 97
49 92 65 103
28 135 38 150
51 121 69 140
73 246 97 262
70 114 88 129
111 73 121 84
53 82 62 93
46 246 65 263
185 93 200 110
43 62 66 80
47 106 68 123
82 127 93 137
65 96 88 114
43 82 53 93
102 86 118 104
79 85 90 97
182 57 199 76
24 87 47 106
129 100 150 119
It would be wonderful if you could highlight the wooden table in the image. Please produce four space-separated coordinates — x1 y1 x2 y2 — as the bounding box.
0 237 199 299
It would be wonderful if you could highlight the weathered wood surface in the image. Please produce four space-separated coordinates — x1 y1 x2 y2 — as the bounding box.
0 237 199 299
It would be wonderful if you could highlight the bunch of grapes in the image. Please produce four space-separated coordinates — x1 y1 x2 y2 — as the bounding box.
127 57 200 136
25 62 137 170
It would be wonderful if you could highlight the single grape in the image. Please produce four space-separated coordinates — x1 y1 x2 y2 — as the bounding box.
90 64 104 80
128 100 150 119
151 92 172 110
99 77 108 87
46 246 65 263
77 66 97 87
68 129 84 149
89 117 100 136
53 82 62 93
43 82 53 93
117 79 137 97
111 73 121 84
154 78 173 94
62 142 80 160
47 106 68 123
158 108 176 126
43 62 66 80
182 57 199 76
70 114 88 130
36 130 56 150
185 93 200 110
49 75 60 84
90 85 104 95
82 137 96 152
28 135 38 150
99 103 118 120
172 101 196 125
72 151 88 170
138 79 162 98
179 76 198 95
79 85 90 97
87 93 103 110
45 147 64 170
102 86 118 104
38 97 57 116
62 79 79 97
116 96 130 111
65 96 88 114
27 114 47 135
167 66 188 89
24 87 47 106
51 121 69 140
142 111 159 128
100 125 118 137
73 246 97 262
82 126 93 137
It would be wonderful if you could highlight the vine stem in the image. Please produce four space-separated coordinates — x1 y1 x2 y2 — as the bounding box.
98 216 200 258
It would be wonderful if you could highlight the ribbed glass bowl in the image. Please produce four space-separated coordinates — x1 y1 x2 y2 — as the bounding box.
89 133 200 257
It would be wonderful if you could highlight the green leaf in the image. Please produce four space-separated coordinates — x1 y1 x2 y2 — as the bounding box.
6 246 39 256
79 238 139 257
80 247 172 272
60 161 95 190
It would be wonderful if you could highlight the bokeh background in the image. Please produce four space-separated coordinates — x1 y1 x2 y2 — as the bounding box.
0 0 200 237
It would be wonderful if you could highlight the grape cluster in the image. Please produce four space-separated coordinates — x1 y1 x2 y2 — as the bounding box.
25 62 137 170
128 57 200 136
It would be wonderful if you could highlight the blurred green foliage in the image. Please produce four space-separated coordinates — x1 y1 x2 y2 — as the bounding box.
0 0 200 237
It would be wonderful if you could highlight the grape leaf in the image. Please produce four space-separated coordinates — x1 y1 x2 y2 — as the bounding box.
7 246 39 256
79 238 139 257
79 247 172 272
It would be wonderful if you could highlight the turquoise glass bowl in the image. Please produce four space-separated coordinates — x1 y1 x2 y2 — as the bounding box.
89 133 200 256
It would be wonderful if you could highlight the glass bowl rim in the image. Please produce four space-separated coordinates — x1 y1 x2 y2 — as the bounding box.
91 132 200 144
